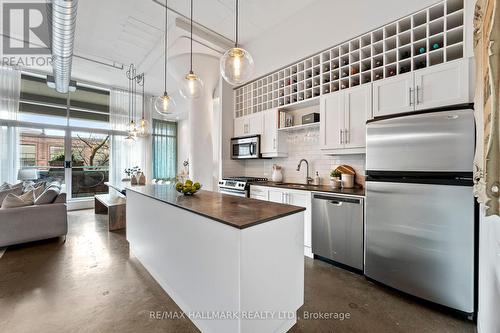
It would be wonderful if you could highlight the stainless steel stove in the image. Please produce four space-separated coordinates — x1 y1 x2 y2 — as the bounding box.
218 177 268 197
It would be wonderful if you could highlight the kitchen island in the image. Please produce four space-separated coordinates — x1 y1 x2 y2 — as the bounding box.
126 185 305 333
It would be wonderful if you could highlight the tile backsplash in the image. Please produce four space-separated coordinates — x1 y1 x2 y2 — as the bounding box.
244 127 366 187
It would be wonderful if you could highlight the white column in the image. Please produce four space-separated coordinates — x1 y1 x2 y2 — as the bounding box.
170 53 220 190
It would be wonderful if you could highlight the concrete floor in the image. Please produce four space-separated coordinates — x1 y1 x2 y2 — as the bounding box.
0 209 475 333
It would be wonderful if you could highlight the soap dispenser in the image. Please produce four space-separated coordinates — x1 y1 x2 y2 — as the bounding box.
313 171 321 185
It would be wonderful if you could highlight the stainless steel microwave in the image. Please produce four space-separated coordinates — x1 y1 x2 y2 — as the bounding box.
231 135 261 159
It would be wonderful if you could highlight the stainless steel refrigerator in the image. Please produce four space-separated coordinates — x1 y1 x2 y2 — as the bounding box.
365 108 476 315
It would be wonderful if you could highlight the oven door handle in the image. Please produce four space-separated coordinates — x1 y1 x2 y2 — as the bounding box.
219 187 247 197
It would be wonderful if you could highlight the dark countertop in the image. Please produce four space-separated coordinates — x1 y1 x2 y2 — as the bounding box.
126 184 305 229
251 181 365 197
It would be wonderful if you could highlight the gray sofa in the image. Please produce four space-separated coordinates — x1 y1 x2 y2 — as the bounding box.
0 192 67 247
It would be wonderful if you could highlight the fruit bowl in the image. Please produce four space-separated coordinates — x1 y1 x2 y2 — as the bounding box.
175 180 201 195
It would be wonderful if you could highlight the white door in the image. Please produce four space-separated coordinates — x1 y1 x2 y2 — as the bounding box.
247 112 264 136
373 72 414 117
288 191 312 252
261 109 278 154
414 60 470 110
234 116 247 137
320 91 344 149
268 188 284 203
344 84 372 148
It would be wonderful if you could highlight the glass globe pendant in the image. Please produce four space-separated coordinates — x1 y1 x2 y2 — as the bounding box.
220 0 254 85
154 92 176 114
220 47 254 85
180 71 203 99
137 75 150 137
138 118 149 137
155 0 175 115
180 0 204 99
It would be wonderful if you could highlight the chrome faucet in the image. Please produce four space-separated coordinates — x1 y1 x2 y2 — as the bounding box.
296 159 313 185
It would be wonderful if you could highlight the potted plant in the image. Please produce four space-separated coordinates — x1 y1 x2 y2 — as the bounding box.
330 170 342 188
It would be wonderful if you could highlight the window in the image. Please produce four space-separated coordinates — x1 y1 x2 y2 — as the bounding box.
19 75 110 129
152 120 177 180
49 146 64 161
20 144 36 167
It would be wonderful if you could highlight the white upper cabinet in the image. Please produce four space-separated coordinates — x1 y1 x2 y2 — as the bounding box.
372 72 414 118
261 109 287 158
247 112 263 136
344 85 372 148
233 117 247 137
320 91 344 150
414 59 470 110
233 112 264 137
372 59 472 119
320 84 372 153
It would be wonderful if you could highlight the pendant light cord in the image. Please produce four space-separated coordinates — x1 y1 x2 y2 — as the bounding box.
142 75 145 119
235 0 239 47
190 0 193 72
164 0 168 93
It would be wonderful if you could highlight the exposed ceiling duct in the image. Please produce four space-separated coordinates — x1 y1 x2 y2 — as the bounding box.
51 0 78 93
175 17 233 52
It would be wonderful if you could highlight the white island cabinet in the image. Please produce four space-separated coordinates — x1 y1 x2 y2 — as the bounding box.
126 185 305 333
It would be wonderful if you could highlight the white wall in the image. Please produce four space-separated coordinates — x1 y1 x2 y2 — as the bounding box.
478 210 500 333
246 0 442 80
244 128 366 186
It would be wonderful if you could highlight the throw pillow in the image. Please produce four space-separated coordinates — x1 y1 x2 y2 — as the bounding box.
34 186 60 205
0 182 10 191
1 190 35 209
0 187 23 207
11 182 23 189
24 181 44 194
33 184 45 199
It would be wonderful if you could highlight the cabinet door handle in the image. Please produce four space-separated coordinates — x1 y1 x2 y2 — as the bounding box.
340 129 343 144
273 138 276 150
416 86 420 104
345 129 349 144
409 87 413 106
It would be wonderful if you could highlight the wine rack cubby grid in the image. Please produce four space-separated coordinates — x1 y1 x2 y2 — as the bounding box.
234 0 465 118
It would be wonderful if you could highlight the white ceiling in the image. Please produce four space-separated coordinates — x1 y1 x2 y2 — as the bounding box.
67 0 317 94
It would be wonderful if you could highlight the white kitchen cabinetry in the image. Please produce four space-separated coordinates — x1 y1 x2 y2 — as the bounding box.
319 91 344 150
250 185 313 258
320 84 372 154
373 59 471 118
261 109 287 158
233 112 264 137
372 72 414 117
414 59 470 110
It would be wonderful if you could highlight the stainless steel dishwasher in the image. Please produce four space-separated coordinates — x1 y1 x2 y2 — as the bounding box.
311 193 364 270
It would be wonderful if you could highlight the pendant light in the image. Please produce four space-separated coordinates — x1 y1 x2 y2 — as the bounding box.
125 65 136 143
138 74 149 136
154 0 176 114
180 0 203 99
220 0 254 85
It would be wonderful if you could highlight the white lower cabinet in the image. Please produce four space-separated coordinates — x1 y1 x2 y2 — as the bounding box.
250 185 313 258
